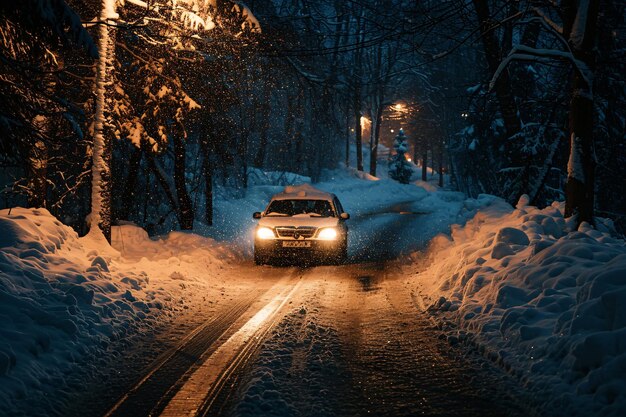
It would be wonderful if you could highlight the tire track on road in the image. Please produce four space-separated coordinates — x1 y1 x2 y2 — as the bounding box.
159 276 304 417
104 269 302 417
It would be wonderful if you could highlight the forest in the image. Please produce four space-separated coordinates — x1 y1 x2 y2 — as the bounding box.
0 0 624 238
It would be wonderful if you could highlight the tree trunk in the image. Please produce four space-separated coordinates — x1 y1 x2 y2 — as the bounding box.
203 155 213 226
354 86 363 172
430 144 436 179
293 95 304 172
253 81 272 168
117 145 142 221
563 0 599 225
369 104 382 177
146 154 179 224
283 97 296 171
369 115 375 175
353 8 364 172
101 116 113 238
565 92 596 224
90 0 116 242
26 134 48 208
438 141 444 187
27 68 55 209
345 105 350 167
173 135 194 230
421 136 428 181
472 0 520 138
239 130 249 189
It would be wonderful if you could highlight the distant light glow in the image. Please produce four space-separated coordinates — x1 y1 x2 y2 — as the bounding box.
360 116 370 130
390 129 395 133
394 103 404 111
407 158 412 162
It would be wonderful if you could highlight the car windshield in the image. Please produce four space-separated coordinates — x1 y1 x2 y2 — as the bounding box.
265 199 334 217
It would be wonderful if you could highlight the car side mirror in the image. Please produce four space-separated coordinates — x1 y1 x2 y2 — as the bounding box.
340 213 350 220
253 212 262 219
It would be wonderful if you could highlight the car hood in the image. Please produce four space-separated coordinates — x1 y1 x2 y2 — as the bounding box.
258 216 340 228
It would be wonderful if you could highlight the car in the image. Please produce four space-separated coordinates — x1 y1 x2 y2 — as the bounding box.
252 184 350 265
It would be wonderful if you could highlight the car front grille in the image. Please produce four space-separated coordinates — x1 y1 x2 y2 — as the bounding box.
275 226 317 239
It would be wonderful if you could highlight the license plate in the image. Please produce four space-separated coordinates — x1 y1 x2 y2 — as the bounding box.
282 241 311 248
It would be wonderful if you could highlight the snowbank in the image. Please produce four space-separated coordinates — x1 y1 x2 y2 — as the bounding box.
0 208 237 415
415 196 626 416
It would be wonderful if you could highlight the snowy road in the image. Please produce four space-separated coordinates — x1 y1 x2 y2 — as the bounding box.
227 262 529 417
67 193 530 417
92 266 529 417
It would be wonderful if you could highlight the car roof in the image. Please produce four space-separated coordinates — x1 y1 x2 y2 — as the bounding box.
270 184 336 202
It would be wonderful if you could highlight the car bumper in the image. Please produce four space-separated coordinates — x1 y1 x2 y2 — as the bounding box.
255 239 344 258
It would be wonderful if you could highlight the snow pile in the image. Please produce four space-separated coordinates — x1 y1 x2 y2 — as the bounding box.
112 223 236 264
415 196 626 416
0 208 236 415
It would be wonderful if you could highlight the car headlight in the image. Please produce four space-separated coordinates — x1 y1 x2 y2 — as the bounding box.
317 228 338 240
256 227 275 239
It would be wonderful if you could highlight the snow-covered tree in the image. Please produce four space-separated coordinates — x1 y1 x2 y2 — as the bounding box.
0 0 95 209
388 129 412 184
485 0 602 225
87 0 261 237
88 0 117 242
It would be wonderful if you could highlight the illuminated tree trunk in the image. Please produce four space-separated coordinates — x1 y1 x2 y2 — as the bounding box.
90 0 116 241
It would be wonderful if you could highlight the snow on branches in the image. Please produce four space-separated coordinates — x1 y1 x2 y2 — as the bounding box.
490 44 593 95
388 129 413 184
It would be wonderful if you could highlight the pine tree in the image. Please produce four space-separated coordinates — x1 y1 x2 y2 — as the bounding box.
388 129 413 184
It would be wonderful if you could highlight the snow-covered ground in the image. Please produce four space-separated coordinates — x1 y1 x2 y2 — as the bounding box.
411 195 626 417
0 208 240 415
1 164 625 416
